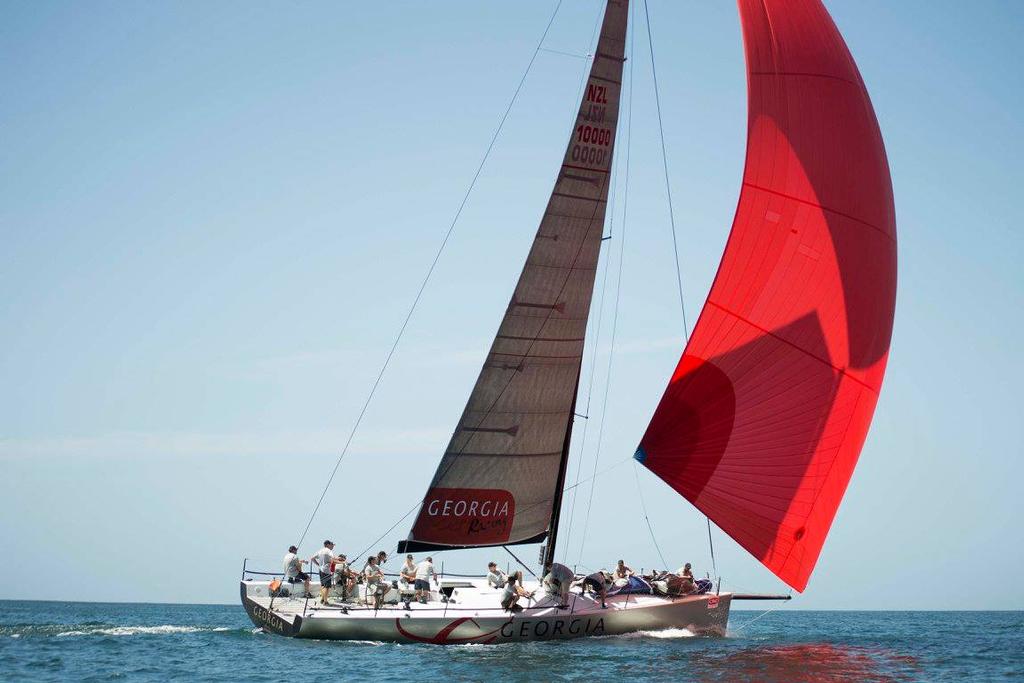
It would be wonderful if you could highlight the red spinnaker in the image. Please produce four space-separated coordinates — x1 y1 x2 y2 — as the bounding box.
636 0 896 591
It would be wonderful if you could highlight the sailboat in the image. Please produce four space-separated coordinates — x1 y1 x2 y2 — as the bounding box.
241 0 896 643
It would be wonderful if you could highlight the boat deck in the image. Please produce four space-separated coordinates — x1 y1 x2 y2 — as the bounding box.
240 575 733 642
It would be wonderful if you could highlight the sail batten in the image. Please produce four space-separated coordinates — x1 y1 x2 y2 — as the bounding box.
636 0 896 592
400 0 629 554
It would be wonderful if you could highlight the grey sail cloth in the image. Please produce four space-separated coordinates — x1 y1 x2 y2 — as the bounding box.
401 0 628 552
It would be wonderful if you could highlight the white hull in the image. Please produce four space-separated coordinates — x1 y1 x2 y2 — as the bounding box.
241 578 731 643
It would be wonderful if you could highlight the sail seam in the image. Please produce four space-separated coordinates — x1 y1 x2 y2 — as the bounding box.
552 191 608 203
749 70 859 87
742 181 895 242
705 300 879 395
445 451 562 459
562 163 611 175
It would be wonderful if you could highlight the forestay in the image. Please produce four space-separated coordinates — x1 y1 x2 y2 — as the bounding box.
400 0 629 552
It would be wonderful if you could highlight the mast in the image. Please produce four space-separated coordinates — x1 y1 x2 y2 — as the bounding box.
542 372 581 569
398 0 629 555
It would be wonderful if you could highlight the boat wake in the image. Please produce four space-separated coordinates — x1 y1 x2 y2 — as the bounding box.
607 628 696 640
53 625 233 638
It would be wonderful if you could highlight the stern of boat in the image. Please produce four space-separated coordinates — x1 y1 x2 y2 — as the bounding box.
240 581 302 637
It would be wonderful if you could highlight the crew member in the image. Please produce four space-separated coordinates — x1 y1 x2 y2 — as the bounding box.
333 553 355 601
676 562 696 594
501 571 533 612
311 540 337 605
282 545 312 598
363 556 388 608
542 562 574 608
414 556 435 604
581 570 610 609
400 555 417 586
486 562 507 589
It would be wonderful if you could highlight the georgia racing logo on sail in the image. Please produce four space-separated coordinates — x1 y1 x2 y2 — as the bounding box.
415 487 515 544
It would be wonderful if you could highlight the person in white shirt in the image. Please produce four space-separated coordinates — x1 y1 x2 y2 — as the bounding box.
363 556 388 608
282 545 311 597
311 540 337 605
501 571 533 612
675 562 696 594
542 562 574 608
486 561 508 589
414 556 435 604
399 555 417 586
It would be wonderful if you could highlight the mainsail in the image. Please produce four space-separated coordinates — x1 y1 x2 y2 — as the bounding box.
400 0 629 553
635 0 897 592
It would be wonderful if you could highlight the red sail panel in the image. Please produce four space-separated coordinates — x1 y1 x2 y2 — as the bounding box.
636 0 896 592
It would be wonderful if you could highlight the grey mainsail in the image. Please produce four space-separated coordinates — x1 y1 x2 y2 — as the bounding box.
400 0 628 553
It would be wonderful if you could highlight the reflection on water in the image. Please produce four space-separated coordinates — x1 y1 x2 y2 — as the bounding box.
689 643 920 682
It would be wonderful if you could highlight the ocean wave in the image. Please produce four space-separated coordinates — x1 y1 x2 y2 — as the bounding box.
54 625 233 637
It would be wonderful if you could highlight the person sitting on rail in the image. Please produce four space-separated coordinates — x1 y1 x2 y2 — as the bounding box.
282 545 312 598
363 556 388 608
486 562 508 589
311 540 337 605
501 571 533 612
579 570 611 609
414 556 435 604
676 562 696 594
542 562 574 609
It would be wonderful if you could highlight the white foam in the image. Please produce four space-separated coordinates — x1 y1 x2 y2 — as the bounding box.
56 625 230 637
616 627 696 639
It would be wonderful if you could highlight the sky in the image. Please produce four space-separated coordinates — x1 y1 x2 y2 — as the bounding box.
1 1 1021 609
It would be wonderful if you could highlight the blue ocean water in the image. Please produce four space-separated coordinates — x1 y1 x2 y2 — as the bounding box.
0 601 1020 681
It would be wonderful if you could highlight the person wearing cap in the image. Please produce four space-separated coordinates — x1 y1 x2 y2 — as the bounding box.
311 540 337 605
282 545 312 598
486 562 507 589
580 570 611 609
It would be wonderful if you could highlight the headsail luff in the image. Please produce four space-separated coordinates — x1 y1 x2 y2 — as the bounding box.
635 0 896 592
400 0 629 553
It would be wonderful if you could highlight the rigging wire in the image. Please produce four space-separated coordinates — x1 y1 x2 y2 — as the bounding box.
574 1 635 566
503 546 539 580
560 0 618 566
560 191 613 564
641 0 689 339
379 0 627 561
632 462 668 570
642 0 718 580
294 0 567 548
